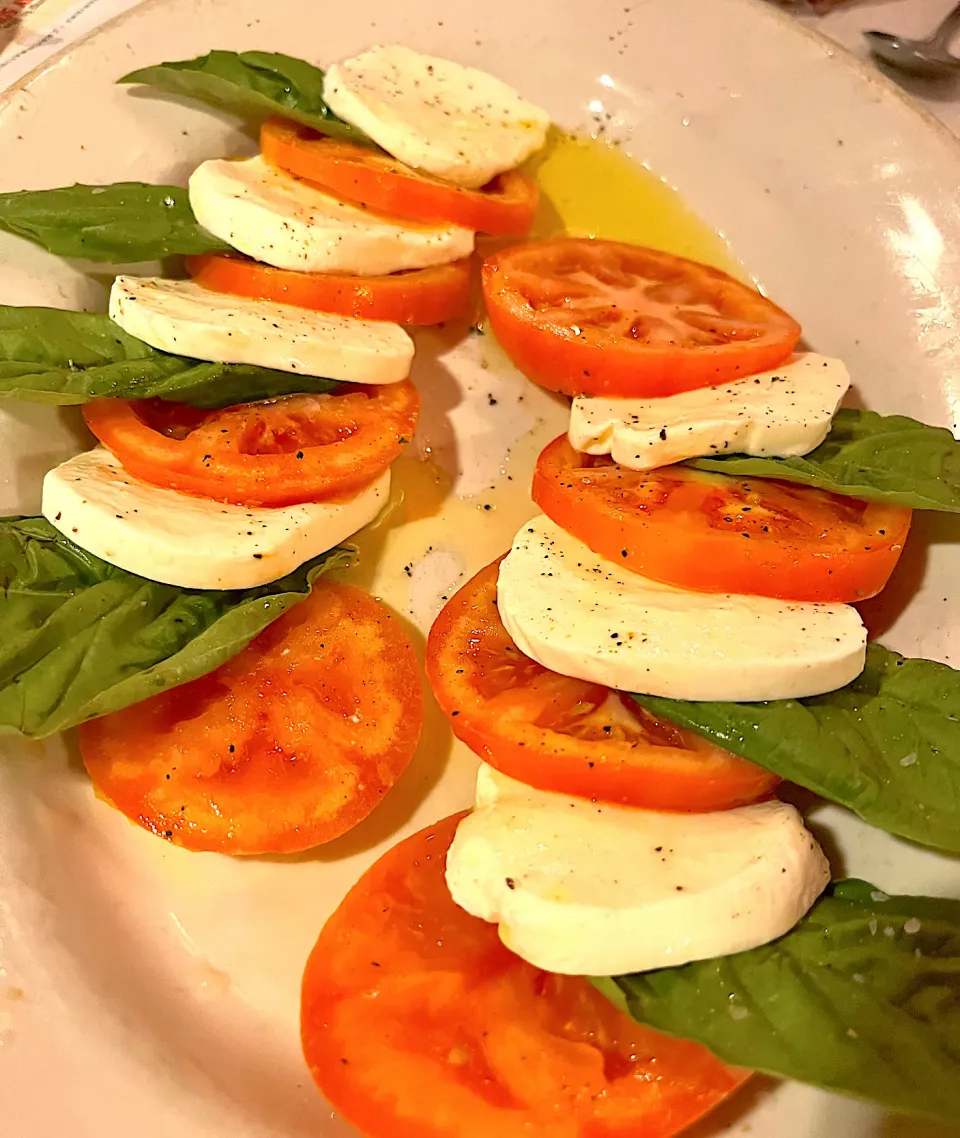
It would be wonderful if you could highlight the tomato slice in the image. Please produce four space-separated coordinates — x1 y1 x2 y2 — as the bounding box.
426 560 779 810
185 252 473 326
481 238 801 397
82 383 419 508
302 812 750 1138
262 118 539 237
78 581 423 854
533 436 911 603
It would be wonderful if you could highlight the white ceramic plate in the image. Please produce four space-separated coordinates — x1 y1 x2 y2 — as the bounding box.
0 0 958 1135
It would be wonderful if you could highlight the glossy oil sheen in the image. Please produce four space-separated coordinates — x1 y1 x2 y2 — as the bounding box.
527 129 738 271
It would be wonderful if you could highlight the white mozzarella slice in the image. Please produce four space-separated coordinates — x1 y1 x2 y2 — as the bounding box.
496 516 866 701
569 354 850 471
188 155 474 274
41 447 388 589
109 276 413 384
446 763 830 976
323 45 550 189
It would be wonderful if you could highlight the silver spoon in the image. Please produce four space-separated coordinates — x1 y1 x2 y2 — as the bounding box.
865 1 960 79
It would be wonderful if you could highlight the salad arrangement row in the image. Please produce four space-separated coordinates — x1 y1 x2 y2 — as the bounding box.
0 41 957 1137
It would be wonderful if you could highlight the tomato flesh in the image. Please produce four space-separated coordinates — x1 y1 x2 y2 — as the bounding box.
82 382 419 508
262 118 539 236
482 238 801 397
533 436 911 602
186 251 473 326
302 812 750 1138
426 559 779 810
79 581 423 854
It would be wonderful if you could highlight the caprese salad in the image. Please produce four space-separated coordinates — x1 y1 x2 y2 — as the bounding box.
1 35 958 1136
0 45 550 852
301 237 960 1131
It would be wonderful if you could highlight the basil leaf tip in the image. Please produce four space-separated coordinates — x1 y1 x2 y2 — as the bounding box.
119 49 372 145
0 305 342 408
0 182 228 262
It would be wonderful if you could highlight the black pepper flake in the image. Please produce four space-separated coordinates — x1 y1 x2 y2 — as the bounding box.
505 877 516 890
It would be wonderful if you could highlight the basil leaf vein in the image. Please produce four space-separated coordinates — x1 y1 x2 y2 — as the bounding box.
0 517 353 738
688 408 960 512
604 880 960 1125
119 50 370 145
0 183 227 262
632 643 960 854
0 307 341 408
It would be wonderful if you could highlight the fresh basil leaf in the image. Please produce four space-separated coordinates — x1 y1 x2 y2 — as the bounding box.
632 644 960 854
606 880 960 1125
119 50 370 145
0 183 228 262
0 517 354 738
0 306 341 408
688 408 960 512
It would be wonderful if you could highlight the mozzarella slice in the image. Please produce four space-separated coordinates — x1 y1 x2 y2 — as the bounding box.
109 276 413 384
446 763 830 976
189 155 474 274
569 354 850 471
323 45 550 189
42 446 388 589
497 516 866 701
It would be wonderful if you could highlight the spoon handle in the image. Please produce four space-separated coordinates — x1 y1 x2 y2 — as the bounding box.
930 0 960 49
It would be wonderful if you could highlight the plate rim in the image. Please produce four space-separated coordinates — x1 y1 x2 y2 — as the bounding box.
3 0 960 162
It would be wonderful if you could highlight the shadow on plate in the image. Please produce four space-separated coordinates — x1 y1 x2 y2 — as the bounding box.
682 1073 782 1137
857 509 960 640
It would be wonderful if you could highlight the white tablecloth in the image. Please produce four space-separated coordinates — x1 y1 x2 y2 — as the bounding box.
1 0 959 133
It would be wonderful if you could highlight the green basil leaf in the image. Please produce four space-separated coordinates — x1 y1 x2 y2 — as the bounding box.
688 408 960 511
632 644 960 854
606 880 960 1125
0 516 354 738
0 306 341 408
0 183 228 262
119 50 370 145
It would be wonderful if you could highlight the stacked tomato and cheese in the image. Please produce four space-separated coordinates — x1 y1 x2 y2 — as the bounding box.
39 46 550 591
429 237 913 978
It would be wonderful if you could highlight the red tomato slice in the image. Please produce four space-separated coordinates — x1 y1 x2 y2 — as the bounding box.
482 238 801 397
82 382 419 508
426 559 779 810
533 436 911 602
185 252 473 326
261 118 539 236
78 581 423 855
302 812 750 1138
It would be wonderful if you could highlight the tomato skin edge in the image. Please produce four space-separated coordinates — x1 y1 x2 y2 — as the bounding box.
262 117 539 237
531 435 913 604
480 240 802 399
185 252 474 326
301 811 754 1138
426 559 783 812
